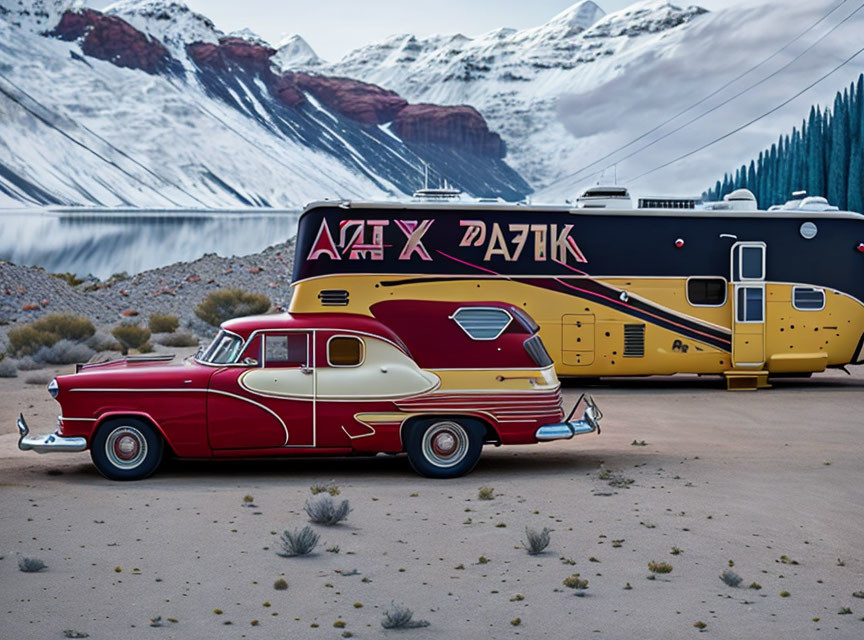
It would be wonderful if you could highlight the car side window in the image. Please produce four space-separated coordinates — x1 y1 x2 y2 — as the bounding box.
264 333 308 368
328 336 363 367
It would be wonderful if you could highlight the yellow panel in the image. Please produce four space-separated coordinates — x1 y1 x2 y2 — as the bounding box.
561 314 595 366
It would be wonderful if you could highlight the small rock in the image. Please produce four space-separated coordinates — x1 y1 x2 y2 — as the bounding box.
121 310 139 317
21 303 39 311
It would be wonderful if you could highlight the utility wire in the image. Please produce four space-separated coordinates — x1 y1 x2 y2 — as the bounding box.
545 0 855 190
624 43 864 184
0 70 209 207
570 1 864 187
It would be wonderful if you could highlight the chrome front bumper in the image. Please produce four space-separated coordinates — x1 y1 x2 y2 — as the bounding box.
17 414 87 454
535 394 603 441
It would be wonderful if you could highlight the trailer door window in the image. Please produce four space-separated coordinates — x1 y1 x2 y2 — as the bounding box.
736 245 765 280
792 287 825 311
687 278 727 307
736 287 764 323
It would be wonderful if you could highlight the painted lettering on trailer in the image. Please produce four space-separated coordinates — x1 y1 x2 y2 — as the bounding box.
307 218 587 265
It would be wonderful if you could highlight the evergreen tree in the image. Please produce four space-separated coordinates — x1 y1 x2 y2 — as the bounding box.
827 92 850 210
705 74 863 211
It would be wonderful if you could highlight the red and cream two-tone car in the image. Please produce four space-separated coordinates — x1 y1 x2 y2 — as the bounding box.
17 301 602 480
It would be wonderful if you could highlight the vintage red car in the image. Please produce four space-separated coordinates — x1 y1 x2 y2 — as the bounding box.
17 301 602 480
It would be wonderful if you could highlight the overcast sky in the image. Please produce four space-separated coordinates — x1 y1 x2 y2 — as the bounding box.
89 0 748 61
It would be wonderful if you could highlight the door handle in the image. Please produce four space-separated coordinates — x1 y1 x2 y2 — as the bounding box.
300 366 313 375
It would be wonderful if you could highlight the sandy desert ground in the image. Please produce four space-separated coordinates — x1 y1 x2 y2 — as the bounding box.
1 367 863 639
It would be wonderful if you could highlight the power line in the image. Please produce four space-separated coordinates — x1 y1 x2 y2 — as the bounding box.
624 43 864 185
0 71 209 207
545 0 855 190
579 1 864 185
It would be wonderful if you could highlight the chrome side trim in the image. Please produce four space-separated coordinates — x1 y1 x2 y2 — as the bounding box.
17 414 87 453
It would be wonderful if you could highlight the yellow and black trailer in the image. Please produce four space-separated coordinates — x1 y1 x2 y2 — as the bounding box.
288 200 864 390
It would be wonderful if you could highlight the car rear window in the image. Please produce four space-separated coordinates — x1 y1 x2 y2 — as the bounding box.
328 336 363 366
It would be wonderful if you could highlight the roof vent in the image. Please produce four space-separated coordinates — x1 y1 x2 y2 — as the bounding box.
318 289 349 306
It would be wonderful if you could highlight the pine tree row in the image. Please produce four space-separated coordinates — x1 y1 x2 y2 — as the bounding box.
704 74 864 212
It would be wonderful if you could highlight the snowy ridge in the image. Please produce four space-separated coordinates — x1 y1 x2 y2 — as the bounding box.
0 0 530 208
313 1 708 189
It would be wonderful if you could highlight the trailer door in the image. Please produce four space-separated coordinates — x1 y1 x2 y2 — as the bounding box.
730 242 766 367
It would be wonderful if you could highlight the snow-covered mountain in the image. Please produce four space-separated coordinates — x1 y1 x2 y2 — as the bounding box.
309 0 863 201
0 0 529 208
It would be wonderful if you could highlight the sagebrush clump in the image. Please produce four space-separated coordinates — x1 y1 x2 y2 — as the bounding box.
720 569 742 587
381 603 430 629
305 494 352 526
156 333 199 348
195 289 271 327
111 324 151 354
277 527 319 557
148 314 179 334
0 357 17 378
648 561 673 574
18 556 46 572
7 314 95 356
478 486 495 500
522 527 551 555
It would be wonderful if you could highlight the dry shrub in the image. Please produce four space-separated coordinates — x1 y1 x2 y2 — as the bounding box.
195 289 271 327
111 325 151 354
304 495 352 526
156 333 199 348
7 314 95 356
149 314 179 334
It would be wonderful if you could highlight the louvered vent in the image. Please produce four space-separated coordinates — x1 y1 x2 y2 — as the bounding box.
318 289 349 306
623 324 645 358
451 307 512 340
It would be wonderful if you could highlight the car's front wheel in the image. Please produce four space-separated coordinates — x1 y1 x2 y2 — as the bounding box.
405 417 485 479
90 418 164 481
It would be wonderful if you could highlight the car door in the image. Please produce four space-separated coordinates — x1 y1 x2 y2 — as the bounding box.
207 331 316 450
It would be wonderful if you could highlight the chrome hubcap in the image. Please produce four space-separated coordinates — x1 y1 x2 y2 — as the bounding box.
105 426 147 470
421 422 469 468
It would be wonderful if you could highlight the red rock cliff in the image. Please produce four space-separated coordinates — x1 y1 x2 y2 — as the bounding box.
390 104 505 158
49 9 173 74
286 73 408 126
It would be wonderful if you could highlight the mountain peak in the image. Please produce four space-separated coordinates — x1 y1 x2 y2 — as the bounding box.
106 0 222 50
547 1 606 33
274 33 323 69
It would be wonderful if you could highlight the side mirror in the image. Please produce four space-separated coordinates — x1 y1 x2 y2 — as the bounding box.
242 357 259 367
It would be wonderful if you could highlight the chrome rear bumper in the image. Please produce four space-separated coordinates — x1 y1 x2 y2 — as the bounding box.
17 414 87 453
535 395 603 441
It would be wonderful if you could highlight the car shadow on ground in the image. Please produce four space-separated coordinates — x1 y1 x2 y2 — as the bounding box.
34 447 653 487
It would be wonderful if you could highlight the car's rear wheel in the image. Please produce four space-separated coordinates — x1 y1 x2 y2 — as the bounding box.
405 418 485 478
90 418 164 481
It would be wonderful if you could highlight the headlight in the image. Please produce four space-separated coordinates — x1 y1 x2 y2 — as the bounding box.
48 378 59 399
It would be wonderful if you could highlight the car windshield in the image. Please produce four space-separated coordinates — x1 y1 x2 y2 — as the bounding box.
199 330 244 364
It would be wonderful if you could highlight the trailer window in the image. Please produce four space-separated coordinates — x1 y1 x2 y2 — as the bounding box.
687 278 727 307
452 307 512 340
327 336 363 366
792 287 825 311
737 245 764 280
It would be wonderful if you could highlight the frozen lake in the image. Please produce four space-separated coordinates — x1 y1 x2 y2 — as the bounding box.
0 208 301 279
